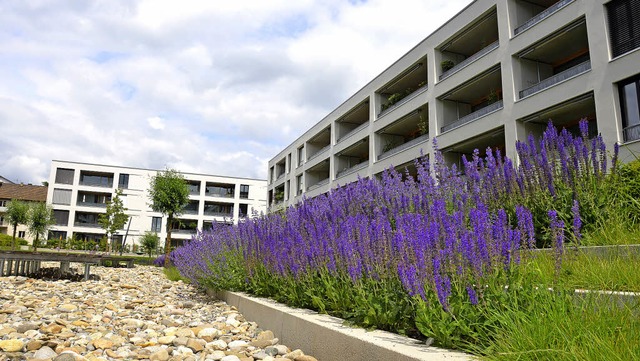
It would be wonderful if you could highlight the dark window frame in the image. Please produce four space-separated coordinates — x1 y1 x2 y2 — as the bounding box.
607 0 640 58
619 74 640 142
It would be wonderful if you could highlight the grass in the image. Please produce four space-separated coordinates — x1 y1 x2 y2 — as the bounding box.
479 292 640 361
523 248 640 292
163 266 189 283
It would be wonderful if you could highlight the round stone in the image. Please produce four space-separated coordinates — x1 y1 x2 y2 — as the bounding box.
0 339 24 352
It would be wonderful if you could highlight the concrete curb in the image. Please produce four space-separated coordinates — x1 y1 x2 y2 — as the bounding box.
207 289 474 361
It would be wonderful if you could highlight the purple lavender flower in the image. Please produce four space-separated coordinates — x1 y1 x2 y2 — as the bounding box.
548 210 565 274
572 199 582 245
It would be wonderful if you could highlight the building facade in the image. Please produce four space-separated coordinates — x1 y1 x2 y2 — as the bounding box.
268 0 640 210
0 182 48 243
47 161 267 249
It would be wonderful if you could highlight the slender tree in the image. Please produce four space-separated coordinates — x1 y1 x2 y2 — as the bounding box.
148 168 189 266
5 200 30 250
140 231 159 259
27 202 55 252
98 189 129 253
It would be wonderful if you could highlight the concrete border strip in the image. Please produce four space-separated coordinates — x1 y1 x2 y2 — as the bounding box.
207 289 474 361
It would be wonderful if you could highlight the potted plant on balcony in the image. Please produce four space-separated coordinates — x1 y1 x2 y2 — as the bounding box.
487 89 499 104
441 60 455 72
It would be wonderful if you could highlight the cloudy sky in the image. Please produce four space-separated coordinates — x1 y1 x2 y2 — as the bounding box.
0 0 472 184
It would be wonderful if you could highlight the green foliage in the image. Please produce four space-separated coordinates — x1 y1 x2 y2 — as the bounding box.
163 266 190 282
148 168 189 265
441 60 455 72
0 233 28 247
140 231 159 259
27 202 55 251
98 189 129 252
5 199 30 250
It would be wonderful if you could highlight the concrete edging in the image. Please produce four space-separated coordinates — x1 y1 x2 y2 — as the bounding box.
206 289 473 361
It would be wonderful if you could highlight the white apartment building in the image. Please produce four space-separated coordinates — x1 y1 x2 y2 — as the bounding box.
47 160 267 249
268 0 640 210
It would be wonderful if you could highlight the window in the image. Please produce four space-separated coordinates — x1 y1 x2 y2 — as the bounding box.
0 216 4 225
151 217 162 233
55 168 74 185
297 145 305 166
53 210 70 226
18 231 26 238
297 175 303 195
287 153 292 173
205 183 235 198
52 189 72 205
240 184 249 199
79 171 114 187
607 0 640 57
0 200 7 207
239 203 249 217
187 181 201 195
48 230 67 241
619 74 640 142
118 174 129 189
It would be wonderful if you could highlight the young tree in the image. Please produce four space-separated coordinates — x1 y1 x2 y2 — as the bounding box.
98 189 129 253
140 231 159 259
5 200 30 250
148 168 189 266
27 202 55 252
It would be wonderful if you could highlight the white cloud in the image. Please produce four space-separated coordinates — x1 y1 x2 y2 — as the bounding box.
0 0 472 184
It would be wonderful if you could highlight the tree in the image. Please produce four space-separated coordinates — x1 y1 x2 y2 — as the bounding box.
27 202 55 252
5 200 30 250
140 231 159 259
148 168 189 266
98 189 129 253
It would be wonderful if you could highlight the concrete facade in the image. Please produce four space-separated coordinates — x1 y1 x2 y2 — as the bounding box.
47 160 267 249
267 0 640 210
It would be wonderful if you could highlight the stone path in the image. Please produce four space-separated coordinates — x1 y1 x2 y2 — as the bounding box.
0 265 318 361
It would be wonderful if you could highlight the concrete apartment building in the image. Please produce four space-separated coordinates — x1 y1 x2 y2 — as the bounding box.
267 0 640 210
47 161 267 249
0 181 48 243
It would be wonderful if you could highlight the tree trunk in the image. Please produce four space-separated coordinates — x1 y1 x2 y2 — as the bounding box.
11 224 17 250
33 235 39 252
164 214 172 267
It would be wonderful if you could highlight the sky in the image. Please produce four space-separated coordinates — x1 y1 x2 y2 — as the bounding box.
0 0 473 184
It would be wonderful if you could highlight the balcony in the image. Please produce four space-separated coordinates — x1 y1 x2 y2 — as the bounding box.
442 100 503 133
514 0 574 36
76 201 107 208
519 61 590 99
336 161 368 179
378 134 429 161
74 222 101 228
378 84 428 117
337 122 368 145
307 145 330 162
307 178 330 192
624 124 640 143
439 41 499 81
204 211 234 218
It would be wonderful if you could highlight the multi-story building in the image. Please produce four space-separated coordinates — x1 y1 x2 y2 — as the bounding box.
47 161 267 249
268 0 640 210
0 182 48 243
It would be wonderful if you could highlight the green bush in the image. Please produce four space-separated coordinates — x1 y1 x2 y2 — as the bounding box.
0 233 28 247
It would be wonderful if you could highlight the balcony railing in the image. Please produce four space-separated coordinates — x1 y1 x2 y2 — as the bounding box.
514 0 574 35
377 134 429 161
76 201 107 208
441 100 503 133
307 178 330 192
336 122 369 144
378 84 428 118
172 229 197 234
440 41 499 81
336 161 369 178
624 124 640 143
519 61 591 99
79 180 113 188
74 222 101 228
204 211 234 218
307 145 330 162
183 209 199 215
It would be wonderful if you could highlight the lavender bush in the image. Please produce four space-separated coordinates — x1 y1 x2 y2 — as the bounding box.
170 120 624 350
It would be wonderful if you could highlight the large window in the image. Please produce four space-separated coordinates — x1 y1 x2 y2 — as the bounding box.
118 174 129 189
619 75 640 142
53 210 70 226
80 171 114 187
607 0 640 57
151 217 162 233
239 184 249 199
206 183 235 198
55 168 74 185
52 189 72 205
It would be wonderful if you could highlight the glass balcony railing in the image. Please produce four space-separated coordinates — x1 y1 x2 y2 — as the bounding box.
307 145 330 162
440 41 499 81
514 0 574 35
204 211 234 217
336 161 369 178
624 124 640 143
74 222 101 228
441 100 503 133
337 122 369 144
307 178 330 192
378 84 428 118
519 61 590 99
377 134 429 161
76 201 108 208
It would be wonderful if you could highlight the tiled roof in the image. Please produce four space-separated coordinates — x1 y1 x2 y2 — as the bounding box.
0 183 48 202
